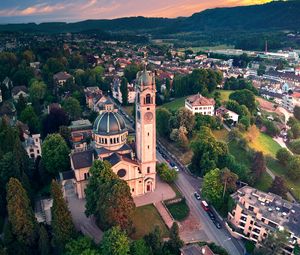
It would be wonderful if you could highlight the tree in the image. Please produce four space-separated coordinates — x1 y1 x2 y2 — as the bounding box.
269 176 288 198
29 79 47 101
124 63 140 83
294 106 300 121
62 97 82 120
130 239 151 255
177 107 195 136
165 222 183 255
42 107 69 136
291 123 300 139
201 169 223 208
264 120 280 137
229 89 256 112
6 178 37 246
144 226 163 255
156 163 178 183
289 139 300 154
177 126 189 150
85 161 135 232
38 225 50 255
51 180 75 250
156 108 171 138
287 156 300 180
287 117 298 127
251 152 266 181
120 77 128 106
19 105 40 133
257 64 266 76
64 236 100 255
276 148 292 166
101 226 130 255
42 134 70 175
221 168 238 198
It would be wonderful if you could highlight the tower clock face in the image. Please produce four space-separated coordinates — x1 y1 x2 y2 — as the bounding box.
144 112 153 121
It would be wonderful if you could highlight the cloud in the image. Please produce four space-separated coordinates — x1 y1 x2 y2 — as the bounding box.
0 0 274 23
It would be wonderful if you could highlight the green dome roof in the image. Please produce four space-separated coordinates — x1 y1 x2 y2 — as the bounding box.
93 111 126 135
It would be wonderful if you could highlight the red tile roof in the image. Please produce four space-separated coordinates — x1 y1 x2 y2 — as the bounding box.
186 93 215 107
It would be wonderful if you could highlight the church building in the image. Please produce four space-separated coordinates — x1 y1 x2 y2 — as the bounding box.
64 68 157 199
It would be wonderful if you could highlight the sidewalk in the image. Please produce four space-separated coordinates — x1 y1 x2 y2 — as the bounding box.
154 201 174 229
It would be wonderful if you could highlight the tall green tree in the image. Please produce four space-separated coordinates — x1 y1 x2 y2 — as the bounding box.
64 236 100 255
164 222 183 255
156 163 178 183
51 180 75 251
29 79 47 102
85 161 135 232
156 108 171 138
120 77 128 106
130 239 151 255
62 97 82 120
6 178 37 246
276 148 292 166
229 89 256 112
287 156 300 180
101 226 130 255
42 134 70 175
294 106 300 121
251 152 266 182
19 105 40 133
269 176 288 198
38 225 50 255
124 63 140 83
201 169 223 208
144 226 163 255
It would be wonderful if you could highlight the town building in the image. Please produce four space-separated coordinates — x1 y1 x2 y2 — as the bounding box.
62 68 157 199
84 87 104 110
180 244 215 255
185 93 215 115
216 106 239 125
227 186 300 255
23 133 42 159
11 86 29 101
282 94 294 112
53 71 73 86
112 78 136 104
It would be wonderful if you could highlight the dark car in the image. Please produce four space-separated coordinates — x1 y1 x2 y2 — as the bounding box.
170 162 176 167
213 220 222 229
207 210 215 220
194 192 201 200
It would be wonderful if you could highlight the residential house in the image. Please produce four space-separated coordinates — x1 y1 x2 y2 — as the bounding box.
11 86 29 101
216 106 239 125
185 93 215 116
53 71 73 86
180 244 215 255
23 133 42 159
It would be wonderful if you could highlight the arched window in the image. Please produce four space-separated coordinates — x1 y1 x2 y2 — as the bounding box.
137 93 140 104
145 94 151 104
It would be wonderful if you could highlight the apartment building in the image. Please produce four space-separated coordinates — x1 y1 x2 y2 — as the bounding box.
227 186 300 254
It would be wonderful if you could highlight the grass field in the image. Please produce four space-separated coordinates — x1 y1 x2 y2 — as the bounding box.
166 199 190 221
216 90 233 102
131 204 169 240
212 129 229 142
160 97 186 111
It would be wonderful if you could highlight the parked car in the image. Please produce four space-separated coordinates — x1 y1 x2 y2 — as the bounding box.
173 166 179 172
207 210 215 221
194 192 201 200
213 220 222 229
201 200 210 211
170 162 175 167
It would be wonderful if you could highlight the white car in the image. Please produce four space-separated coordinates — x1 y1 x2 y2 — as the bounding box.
173 166 179 172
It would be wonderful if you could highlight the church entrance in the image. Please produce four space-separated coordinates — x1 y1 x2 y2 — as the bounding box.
145 178 153 193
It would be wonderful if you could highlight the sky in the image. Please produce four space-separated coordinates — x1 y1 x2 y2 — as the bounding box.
0 0 272 24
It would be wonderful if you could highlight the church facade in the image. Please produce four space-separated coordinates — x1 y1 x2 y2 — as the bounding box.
66 68 157 199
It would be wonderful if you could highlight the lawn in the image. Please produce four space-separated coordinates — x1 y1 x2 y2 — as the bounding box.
166 199 190 221
228 140 252 168
160 97 186 111
244 126 281 157
216 89 233 102
131 204 169 240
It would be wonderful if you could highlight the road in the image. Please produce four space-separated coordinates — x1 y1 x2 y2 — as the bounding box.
156 151 244 255
113 99 245 254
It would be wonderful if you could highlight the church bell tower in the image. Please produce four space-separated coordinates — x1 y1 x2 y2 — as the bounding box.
135 67 156 193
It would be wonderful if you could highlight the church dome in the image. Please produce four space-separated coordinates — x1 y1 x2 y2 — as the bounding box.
93 111 126 135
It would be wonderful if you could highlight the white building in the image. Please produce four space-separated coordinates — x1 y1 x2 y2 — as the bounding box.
112 78 136 104
23 133 42 159
216 106 239 125
185 93 215 116
282 94 294 112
